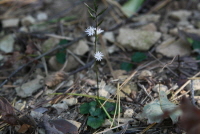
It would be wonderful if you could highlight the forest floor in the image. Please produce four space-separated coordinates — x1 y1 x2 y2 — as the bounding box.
0 0 200 134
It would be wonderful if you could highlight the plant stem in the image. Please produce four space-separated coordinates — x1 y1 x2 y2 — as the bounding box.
94 6 99 97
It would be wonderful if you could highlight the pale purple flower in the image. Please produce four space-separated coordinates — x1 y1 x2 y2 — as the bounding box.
94 51 104 61
85 26 95 36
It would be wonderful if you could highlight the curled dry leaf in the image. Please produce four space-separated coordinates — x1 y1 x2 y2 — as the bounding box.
41 116 78 134
0 97 19 125
45 71 67 87
180 97 200 134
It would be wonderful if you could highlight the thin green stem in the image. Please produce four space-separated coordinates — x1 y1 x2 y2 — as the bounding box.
94 4 99 97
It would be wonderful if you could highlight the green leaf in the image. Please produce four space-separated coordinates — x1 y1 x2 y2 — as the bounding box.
84 3 95 13
186 37 194 44
89 100 97 107
89 107 102 116
79 103 90 114
87 116 104 129
56 50 66 64
196 55 200 60
120 62 133 71
104 102 115 112
131 52 147 63
97 8 107 17
88 9 95 19
97 19 104 27
56 39 68 64
121 0 145 17
191 39 200 50
94 0 98 12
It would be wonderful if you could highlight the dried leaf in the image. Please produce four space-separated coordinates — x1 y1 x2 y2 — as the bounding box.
180 97 200 134
16 124 31 133
45 71 66 87
50 119 78 134
42 117 78 134
142 91 181 124
0 97 19 125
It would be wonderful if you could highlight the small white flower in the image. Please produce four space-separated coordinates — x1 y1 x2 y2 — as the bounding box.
96 28 104 35
94 51 104 61
85 26 95 36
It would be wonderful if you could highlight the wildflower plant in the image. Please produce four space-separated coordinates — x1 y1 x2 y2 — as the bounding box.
84 0 106 90
79 0 119 129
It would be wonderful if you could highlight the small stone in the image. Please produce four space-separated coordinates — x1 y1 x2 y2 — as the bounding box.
140 23 157 31
138 70 153 80
104 85 117 95
120 85 131 98
103 32 115 43
0 34 14 53
36 12 48 21
124 109 134 118
98 89 110 98
2 18 19 28
191 79 200 90
14 102 24 110
65 98 77 106
42 38 60 52
168 10 191 21
30 111 43 120
117 28 161 51
108 45 118 54
52 100 68 114
15 75 44 98
134 14 160 23
19 26 28 32
21 15 36 26
69 40 89 55
153 84 168 93
156 38 191 57
48 55 79 71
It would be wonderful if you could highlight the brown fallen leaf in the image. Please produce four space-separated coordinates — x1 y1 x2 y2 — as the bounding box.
0 97 19 125
45 71 67 87
180 96 200 134
41 115 78 134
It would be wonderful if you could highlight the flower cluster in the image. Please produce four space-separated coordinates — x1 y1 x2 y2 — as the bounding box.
94 51 104 61
85 26 104 61
85 26 104 36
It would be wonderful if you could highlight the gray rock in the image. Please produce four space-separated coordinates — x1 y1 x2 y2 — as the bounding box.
168 10 191 21
124 109 134 118
153 84 168 93
69 40 89 55
21 15 36 26
134 14 160 23
156 38 191 57
37 12 48 21
42 38 59 52
15 75 44 98
0 34 14 53
117 28 161 51
2 18 19 28
103 32 115 43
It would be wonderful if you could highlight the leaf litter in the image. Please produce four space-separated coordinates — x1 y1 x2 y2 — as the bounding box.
0 0 200 134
